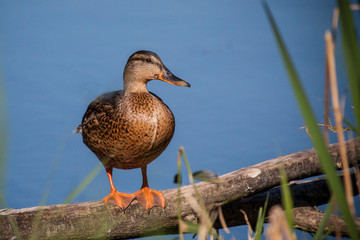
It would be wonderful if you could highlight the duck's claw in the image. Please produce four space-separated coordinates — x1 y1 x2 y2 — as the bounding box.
134 187 165 210
103 191 135 209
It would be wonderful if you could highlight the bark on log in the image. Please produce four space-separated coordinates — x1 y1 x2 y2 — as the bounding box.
216 173 359 238
0 138 359 239
292 206 360 238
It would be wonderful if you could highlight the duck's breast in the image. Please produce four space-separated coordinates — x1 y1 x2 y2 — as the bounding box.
81 91 175 169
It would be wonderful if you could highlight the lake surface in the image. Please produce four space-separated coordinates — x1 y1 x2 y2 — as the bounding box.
0 1 357 238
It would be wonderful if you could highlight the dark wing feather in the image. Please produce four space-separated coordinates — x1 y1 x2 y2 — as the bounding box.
74 91 124 133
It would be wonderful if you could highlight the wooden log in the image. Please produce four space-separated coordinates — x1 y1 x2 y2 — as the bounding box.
292 206 360 238
215 173 359 238
0 138 359 239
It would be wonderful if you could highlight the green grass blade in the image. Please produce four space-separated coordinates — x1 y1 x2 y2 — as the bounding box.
254 207 264 240
180 148 219 239
254 194 269 240
337 0 360 129
63 162 103 204
36 134 69 207
314 199 333 240
0 63 22 239
280 167 294 230
343 117 359 134
29 135 68 240
261 1 359 239
177 148 184 240
182 221 199 234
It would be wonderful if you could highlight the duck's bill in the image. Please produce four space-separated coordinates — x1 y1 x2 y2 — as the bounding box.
156 67 190 87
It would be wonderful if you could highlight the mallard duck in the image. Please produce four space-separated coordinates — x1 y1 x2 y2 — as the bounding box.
75 50 190 210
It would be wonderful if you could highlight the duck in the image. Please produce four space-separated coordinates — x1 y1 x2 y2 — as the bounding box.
75 50 190 210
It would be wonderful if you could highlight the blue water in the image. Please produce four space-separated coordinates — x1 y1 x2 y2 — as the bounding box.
1 0 356 238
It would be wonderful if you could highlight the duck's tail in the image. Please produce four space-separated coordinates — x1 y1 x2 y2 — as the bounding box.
73 124 82 134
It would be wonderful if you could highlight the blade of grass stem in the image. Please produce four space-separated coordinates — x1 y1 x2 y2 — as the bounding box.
177 147 184 240
181 221 199 234
265 205 294 240
29 163 105 239
254 207 263 240
337 1 360 130
217 206 229 234
261 1 358 239
332 8 340 42
180 148 219 239
314 198 334 240
30 135 68 240
0 66 21 239
240 209 254 238
4 215 21 240
254 195 269 240
323 57 330 144
326 30 355 215
180 148 210 223
30 141 103 238
343 118 359 134
63 162 103 204
280 167 294 231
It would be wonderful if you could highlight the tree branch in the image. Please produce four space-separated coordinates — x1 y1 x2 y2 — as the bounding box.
0 138 359 239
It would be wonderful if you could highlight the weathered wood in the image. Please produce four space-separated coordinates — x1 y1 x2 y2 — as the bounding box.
292 206 360 238
0 138 359 239
214 173 359 237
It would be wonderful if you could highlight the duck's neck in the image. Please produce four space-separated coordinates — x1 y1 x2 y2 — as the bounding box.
123 73 149 93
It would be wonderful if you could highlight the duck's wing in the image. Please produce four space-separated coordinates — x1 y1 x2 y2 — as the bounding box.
74 90 124 134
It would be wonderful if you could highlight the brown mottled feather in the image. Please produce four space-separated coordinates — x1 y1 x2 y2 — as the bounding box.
79 90 175 169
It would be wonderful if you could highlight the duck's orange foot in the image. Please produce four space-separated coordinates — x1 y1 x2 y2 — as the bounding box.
103 191 135 209
134 187 166 210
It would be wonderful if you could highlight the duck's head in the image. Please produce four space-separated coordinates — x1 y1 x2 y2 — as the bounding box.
123 50 190 92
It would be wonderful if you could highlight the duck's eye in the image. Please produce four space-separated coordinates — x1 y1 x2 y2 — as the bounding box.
145 58 152 63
